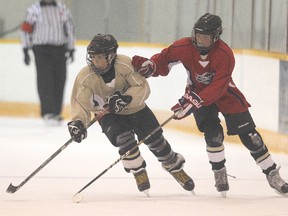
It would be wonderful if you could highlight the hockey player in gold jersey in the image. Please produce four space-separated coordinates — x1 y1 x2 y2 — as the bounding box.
67 33 195 195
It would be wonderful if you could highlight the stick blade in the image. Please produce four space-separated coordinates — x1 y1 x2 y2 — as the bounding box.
72 193 83 203
6 183 18 194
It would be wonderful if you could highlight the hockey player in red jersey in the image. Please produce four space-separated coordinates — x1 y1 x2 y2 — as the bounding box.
132 13 288 197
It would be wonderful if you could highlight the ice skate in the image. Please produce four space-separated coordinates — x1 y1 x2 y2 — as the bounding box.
170 168 195 193
213 167 229 198
266 166 288 196
43 114 63 126
163 153 195 193
132 168 150 196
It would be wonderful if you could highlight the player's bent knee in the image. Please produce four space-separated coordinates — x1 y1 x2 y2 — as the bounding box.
116 131 136 149
203 119 224 148
238 129 265 153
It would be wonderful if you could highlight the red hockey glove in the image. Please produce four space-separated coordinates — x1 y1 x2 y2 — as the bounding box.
132 55 156 78
171 91 203 120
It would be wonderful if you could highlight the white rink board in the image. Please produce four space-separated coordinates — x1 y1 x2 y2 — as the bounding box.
0 42 280 132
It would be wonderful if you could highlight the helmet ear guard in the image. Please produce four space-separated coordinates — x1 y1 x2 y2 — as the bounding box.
192 13 223 55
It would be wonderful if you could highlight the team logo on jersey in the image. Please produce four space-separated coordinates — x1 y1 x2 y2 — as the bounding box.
195 70 215 84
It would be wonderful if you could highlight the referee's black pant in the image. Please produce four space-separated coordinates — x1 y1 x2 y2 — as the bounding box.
32 45 66 117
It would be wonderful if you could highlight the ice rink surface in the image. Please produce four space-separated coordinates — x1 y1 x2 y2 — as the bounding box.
1 117 288 216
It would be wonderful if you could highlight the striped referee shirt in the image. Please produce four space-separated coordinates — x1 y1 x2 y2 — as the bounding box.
20 1 75 50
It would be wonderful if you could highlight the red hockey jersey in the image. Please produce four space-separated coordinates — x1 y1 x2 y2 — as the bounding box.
151 37 250 114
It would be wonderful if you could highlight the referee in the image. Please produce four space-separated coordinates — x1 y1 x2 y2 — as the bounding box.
20 0 75 126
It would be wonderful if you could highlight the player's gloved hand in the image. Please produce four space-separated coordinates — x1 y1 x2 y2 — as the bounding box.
67 120 87 143
23 48 30 65
66 49 75 63
132 55 156 78
171 90 203 120
106 91 132 113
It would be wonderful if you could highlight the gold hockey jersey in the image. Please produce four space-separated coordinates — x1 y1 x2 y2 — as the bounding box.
70 54 150 125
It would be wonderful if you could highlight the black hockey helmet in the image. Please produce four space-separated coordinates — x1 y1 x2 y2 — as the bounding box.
192 13 223 55
87 33 118 75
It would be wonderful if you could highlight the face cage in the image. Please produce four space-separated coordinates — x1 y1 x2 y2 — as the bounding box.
191 29 219 55
86 52 116 75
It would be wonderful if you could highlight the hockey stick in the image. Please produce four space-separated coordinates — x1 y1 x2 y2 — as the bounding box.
0 24 20 37
72 113 175 202
6 110 108 194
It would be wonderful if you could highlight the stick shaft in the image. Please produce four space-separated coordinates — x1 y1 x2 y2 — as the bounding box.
7 111 107 194
7 138 73 192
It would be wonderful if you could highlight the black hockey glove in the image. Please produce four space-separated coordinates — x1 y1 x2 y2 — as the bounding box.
67 120 87 143
65 49 75 63
23 48 30 65
106 91 132 113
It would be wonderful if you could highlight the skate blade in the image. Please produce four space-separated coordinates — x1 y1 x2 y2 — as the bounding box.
274 189 288 197
220 191 227 198
142 189 149 197
190 190 195 195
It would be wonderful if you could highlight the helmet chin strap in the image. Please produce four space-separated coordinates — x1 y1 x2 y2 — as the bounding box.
107 52 116 65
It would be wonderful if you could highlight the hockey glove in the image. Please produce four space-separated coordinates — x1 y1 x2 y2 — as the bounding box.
67 120 87 143
106 91 133 113
171 91 203 120
132 55 156 78
23 48 30 65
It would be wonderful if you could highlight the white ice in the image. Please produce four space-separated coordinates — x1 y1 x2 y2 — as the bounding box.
0 117 288 216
